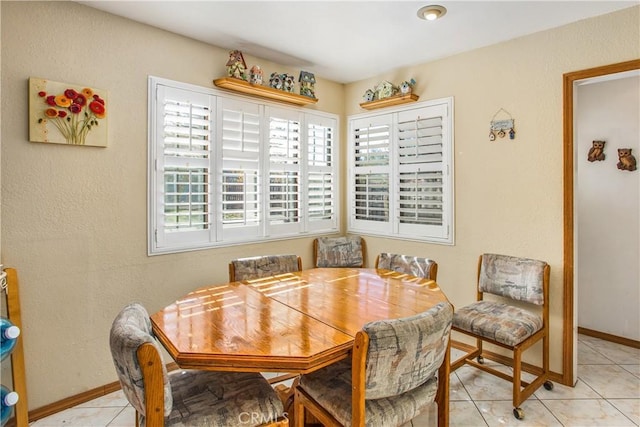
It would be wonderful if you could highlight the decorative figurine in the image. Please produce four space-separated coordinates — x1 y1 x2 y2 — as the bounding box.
269 72 283 90
226 50 247 80
282 74 296 93
375 81 396 99
587 140 606 162
363 89 376 102
299 71 316 98
616 148 637 171
249 65 263 85
399 78 416 95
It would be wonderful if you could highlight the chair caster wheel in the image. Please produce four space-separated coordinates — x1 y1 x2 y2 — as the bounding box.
477 356 484 364
513 407 524 420
544 380 554 391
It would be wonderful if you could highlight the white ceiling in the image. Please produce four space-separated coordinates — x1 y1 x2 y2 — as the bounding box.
78 1 638 83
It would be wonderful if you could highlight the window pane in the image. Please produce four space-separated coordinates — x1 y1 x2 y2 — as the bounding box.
354 173 389 222
163 167 210 232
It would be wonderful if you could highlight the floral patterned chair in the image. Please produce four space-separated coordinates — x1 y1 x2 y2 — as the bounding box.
450 253 553 420
375 253 438 281
109 303 288 427
229 254 302 282
313 236 365 268
294 302 453 427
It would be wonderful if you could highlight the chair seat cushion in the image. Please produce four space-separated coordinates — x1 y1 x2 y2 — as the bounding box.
155 370 284 427
299 358 438 427
452 301 542 347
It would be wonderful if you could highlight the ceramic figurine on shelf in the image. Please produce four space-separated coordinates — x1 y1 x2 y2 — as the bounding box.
249 65 263 85
299 71 316 98
363 89 376 102
375 81 396 99
226 50 247 80
269 72 283 90
399 78 416 95
282 74 295 93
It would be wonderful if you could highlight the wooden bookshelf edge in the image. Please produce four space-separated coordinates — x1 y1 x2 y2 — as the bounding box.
359 93 419 110
213 77 318 106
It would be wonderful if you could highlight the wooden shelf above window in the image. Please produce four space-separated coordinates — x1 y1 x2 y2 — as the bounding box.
359 93 419 110
213 77 318 106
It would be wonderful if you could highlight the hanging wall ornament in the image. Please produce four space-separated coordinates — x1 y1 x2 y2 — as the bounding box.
490 108 516 141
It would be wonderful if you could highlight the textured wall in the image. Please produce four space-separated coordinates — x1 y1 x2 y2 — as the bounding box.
0 1 344 409
344 6 639 373
1 0 639 411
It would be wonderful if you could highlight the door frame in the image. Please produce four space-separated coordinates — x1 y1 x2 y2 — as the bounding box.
562 58 640 385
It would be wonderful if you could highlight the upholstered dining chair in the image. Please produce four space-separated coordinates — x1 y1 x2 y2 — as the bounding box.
109 303 288 427
450 253 553 420
313 236 365 268
229 254 302 282
294 301 453 427
375 253 438 281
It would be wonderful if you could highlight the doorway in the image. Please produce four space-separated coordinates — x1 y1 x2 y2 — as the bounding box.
562 59 640 386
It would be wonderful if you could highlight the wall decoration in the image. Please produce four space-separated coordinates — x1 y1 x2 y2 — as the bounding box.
616 148 637 171
375 81 397 99
299 71 316 99
587 140 606 162
489 108 515 141
249 65 263 85
269 72 283 90
282 73 296 93
399 78 416 95
29 77 108 147
226 49 247 80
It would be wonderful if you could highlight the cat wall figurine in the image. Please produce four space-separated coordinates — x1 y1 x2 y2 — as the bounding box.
617 148 637 171
587 140 606 162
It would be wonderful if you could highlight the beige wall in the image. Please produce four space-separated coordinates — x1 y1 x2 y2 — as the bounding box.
1 0 638 411
344 5 639 373
0 1 344 409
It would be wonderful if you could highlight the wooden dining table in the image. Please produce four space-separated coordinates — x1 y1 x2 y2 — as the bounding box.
150 267 452 427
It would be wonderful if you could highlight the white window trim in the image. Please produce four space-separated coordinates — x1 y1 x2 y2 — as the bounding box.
347 97 455 245
148 76 339 255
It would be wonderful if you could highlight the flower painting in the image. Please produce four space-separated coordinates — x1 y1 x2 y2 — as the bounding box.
29 77 108 147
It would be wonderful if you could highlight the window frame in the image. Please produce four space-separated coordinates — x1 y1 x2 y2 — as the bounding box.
148 76 339 255
347 97 454 245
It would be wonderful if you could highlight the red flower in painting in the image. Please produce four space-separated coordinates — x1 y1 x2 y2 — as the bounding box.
38 85 107 145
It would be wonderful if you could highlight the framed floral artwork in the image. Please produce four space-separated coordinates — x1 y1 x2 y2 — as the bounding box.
29 77 108 147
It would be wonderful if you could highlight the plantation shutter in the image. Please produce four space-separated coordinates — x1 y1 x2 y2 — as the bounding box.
218 98 261 241
396 104 449 239
267 107 302 235
154 85 215 249
350 115 391 232
306 114 337 231
347 98 453 244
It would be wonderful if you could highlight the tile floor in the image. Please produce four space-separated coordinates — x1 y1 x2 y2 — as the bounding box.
29 334 639 426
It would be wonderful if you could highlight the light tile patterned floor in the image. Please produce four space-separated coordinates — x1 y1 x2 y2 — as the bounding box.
29 334 639 426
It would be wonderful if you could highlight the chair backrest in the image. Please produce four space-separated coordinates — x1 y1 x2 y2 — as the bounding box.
313 236 365 267
229 254 302 282
109 303 172 419
478 253 548 305
375 253 438 281
356 301 453 400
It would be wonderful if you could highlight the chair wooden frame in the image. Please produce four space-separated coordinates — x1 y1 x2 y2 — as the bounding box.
374 253 438 281
451 255 552 419
229 255 302 282
312 237 366 268
294 318 451 427
135 342 288 427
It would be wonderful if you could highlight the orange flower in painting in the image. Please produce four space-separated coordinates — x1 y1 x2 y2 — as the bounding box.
54 95 72 108
38 86 107 145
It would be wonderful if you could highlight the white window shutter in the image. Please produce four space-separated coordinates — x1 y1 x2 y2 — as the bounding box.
154 85 215 251
306 113 337 232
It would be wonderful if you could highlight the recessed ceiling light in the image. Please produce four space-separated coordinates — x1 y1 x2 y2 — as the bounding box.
417 5 447 21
